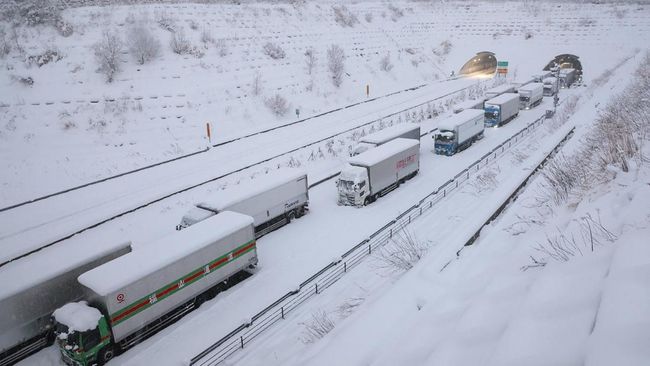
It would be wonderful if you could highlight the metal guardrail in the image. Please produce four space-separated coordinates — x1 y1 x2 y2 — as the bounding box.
190 112 549 366
1 81 486 268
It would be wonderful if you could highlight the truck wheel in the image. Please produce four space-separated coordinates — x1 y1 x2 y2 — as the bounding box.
97 346 115 366
287 211 295 222
364 197 371 206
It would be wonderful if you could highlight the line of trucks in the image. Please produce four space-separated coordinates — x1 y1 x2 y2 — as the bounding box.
1 67 571 366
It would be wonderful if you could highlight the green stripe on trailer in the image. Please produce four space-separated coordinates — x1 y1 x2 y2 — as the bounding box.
110 240 256 325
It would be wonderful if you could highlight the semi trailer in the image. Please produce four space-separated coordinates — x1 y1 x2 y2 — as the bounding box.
484 93 520 127
337 138 419 207
484 84 515 100
559 68 577 88
453 99 484 114
543 77 559 96
518 82 544 110
434 109 485 156
351 124 420 156
532 71 553 83
53 212 257 366
0 240 131 366
177 170 309 238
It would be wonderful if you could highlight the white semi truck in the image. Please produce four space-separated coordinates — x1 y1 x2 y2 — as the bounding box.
559 68 577 88
53 212 257 366
484 93 520 127
543 77 559 96
484 84 515 100
0 240 131 366
434 109 485 156
351 124 420 156
338 138 419 206
518 82 544 110
177 170 309 238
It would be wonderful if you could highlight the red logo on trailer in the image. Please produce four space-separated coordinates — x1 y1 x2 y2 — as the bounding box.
117 293 125 303
396 154 416 170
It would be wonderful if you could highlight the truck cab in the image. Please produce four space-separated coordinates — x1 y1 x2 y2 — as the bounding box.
336 166 369 206
484 105 500 127
434 131 456 156
53 302 114 366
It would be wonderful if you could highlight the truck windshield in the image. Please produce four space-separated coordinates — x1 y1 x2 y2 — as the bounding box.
520 96 530 102
338 180 355 191
436 131 454 142
485 111 498 120
55 323 81 349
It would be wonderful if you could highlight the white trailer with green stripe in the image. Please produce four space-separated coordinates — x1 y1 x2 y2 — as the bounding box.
53 211 257 366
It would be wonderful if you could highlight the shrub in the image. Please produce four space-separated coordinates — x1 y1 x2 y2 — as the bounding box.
27 48 62 67
262 42 285 59
0 29 10 58
333 5 358 27
129 26 160 65
265 93 290 116
379 53 393 72
94 30 123 83
215 38 228 57
170 28 190 54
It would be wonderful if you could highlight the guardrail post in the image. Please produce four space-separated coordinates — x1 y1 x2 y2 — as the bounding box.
240 336 244 349
408 215 411 224
344 261 347 272
444 189 446 197
281 306 284 319
368 244 372 254
420 207 422 215
390 228 393 238
456 180 459 188
467 171 469 179
429 201 433 208
315 283 319 294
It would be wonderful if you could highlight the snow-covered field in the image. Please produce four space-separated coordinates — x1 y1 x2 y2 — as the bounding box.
1 0 649 365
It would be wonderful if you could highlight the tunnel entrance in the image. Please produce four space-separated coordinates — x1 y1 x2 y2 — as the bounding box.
543 54 582 80
459 51 497 77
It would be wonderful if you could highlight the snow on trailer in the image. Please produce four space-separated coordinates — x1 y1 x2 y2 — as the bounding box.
484 83 516 100
0 239 131 365
453 99 484 114
178 169 309 237
76 211 257 344
348 138 420 167
351 124 420 156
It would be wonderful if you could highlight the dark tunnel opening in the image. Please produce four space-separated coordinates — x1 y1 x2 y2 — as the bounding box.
459 51 497 76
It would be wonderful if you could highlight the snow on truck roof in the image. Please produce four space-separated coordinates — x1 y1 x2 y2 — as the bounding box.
199 169 307 211
348 138 419 167
78 211 254 296
438 109 484 131
360 123 419 144
518 82 543 92
53 301 102 333
485 93 519 105
0 239 131 300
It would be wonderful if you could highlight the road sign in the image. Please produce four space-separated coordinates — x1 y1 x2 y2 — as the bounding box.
497 61 509 67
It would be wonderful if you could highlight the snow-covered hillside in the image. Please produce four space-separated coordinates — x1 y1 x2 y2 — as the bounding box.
1 0 648 203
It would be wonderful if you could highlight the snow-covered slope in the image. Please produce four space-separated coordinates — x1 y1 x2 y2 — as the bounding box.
1 1 648 203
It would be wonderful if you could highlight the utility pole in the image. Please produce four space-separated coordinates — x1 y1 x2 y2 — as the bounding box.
552 63 560 112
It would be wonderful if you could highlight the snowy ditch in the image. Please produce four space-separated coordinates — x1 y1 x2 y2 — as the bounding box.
190 110 555 366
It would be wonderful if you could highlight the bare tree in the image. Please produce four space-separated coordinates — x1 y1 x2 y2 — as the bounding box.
251 71 263 96
327 44 345 87
305 47 317 75
94 29 123 83
128 26 160 65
